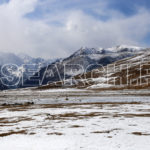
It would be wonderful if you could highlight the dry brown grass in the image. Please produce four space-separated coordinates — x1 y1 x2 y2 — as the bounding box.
113 113 150 118
136 109 150 112
42 111 108 121
69 125 84 128
47 132 63 135
91 128 121 134
57 112 102 119
131 132 150 136
38 101 142 109
0 130 27 137
29 132 36 135
0 117 34 124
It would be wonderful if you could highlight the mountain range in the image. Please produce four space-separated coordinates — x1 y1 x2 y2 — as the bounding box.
23 45 145 88
38 47 150 90
0 45 147 90
0 52 58 90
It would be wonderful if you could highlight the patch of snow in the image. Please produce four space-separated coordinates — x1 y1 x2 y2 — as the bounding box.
107 45 143 52
39 88 88 93
0 99 150 150
88 83 113 89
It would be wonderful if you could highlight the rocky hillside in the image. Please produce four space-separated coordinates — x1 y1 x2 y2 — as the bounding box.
82 48 150 90
37 48 150 90
35 46 147 89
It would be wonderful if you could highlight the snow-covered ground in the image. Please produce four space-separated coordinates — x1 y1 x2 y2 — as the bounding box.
0 95 150 150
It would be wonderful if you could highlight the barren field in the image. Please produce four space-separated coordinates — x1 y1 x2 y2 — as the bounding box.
0 89 150 150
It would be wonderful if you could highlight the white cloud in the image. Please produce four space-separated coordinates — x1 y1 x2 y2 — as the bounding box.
0 0 37 54
0 0 150 59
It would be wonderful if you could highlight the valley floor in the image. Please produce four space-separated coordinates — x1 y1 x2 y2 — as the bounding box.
0 89 150 150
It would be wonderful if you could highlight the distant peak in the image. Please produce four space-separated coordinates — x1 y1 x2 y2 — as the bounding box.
71 47 100 57
107 45 143 52
80 46 88 50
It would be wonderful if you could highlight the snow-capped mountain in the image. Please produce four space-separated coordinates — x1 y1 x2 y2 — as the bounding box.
0 52 23 66
69 47 101 57
107 45 143 52
83 48 150 90
18 53 34 64
0 52 58 89
37 48 150 90
24 45 145 88
0 52 58 66
70 45 143 57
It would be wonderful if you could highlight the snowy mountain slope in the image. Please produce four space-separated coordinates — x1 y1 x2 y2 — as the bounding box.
0 52 23 66
69 47 102 57
107 45 143 52
0 52 58 89
18 53 58 66
0 52 57 66
35 48 150 90
26 45 145 88
75 48 150 90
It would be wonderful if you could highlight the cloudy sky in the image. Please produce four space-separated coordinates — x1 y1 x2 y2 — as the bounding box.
0 0 150 58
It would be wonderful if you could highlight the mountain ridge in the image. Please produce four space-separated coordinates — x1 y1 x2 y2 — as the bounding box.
23 45 145 88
